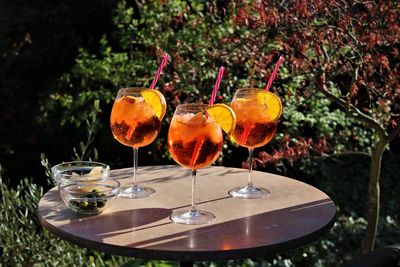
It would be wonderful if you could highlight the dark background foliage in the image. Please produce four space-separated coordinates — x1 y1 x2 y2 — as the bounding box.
0 0 115 184
0 0 399 266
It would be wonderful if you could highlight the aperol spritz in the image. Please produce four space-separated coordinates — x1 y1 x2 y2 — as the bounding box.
229 88 282 199
110 87 166 198
168 103 235 224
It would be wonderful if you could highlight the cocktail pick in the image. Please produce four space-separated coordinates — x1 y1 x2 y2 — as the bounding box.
150 53 170 89
265 55 283 92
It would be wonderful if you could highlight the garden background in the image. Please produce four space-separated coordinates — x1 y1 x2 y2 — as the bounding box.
1 1 399 266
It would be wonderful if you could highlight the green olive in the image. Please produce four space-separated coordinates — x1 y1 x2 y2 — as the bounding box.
68 190 107 214
79 201 89 208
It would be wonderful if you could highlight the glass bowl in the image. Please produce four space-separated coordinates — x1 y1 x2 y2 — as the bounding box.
51 161 110 185
58 179 120 215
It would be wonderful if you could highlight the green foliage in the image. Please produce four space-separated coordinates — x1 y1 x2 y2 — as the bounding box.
280 88 371 153
0 169 182 267
0 174 120 266
38 0 374 172
71 99 101 161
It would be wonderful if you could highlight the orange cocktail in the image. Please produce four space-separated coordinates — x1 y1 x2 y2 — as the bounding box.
168 103 235 225
111 94 161 148
229 88 282 199
110 87 166 198
168 110 223 170
230 93 278 148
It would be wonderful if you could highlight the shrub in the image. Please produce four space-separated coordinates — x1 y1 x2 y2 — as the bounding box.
0 172 127 266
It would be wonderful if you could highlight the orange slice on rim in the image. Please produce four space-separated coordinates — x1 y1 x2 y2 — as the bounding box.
256 91 282 121
141 89 167 120
206 104 237 135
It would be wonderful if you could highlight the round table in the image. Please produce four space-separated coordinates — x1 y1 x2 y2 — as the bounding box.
39 165 336 264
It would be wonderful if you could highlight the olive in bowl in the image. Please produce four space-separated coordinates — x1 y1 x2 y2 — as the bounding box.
58 179 120 215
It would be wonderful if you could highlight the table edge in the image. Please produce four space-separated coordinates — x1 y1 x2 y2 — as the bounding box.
39 207 336 261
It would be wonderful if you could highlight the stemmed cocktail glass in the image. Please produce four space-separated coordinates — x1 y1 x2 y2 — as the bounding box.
110 87 166 198
168 103 233 224
229 88 282 199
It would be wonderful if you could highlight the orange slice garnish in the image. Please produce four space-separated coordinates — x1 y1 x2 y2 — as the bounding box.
141 89 167 120
206 104 237 135
256 91 282 121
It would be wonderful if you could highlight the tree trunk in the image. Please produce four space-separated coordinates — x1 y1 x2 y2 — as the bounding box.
362 138 387 253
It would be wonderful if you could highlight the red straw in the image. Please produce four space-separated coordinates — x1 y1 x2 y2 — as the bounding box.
209 66 225 105
150 53 170 89
265 55 283 92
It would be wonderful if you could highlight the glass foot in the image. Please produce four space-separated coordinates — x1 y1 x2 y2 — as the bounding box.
119 185 155 198
171 210 215 225
229 185 270 199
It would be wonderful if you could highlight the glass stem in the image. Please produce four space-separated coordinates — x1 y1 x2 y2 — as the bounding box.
247 148 254 188
132 147 139 188
190 170 197 213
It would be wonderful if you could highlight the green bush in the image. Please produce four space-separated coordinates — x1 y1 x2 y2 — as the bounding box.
39 0 372 173
0 174 125 266
0 169 184 267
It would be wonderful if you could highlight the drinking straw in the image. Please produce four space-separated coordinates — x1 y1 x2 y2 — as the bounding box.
150 53 170 89
265 55 283 92
189 138 204 168
209 66 225 105
239 124 253 145
190 67 225 167
238 56 283 145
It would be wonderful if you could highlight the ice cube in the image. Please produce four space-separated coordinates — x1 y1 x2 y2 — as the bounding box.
190 112 206 124
179 113 195 122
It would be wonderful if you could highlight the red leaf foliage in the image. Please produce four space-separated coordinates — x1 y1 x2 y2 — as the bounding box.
252 136 330 168
228 0 400 132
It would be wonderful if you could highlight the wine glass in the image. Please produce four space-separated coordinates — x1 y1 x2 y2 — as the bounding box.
229 88 282 199
167 103 223 224
110 87 166 198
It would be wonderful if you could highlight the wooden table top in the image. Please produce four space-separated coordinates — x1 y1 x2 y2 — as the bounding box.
38 165 336 262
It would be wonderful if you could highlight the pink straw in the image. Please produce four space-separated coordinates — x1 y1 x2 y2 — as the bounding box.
209 66 225 105
265 55 283 92
150 53 170 89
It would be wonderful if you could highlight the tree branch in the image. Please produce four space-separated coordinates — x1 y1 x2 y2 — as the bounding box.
319 82 386 138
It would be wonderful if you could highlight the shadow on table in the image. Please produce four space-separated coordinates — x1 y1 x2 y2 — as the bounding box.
110 165 187 183
40 189 172 225
124 198 335 261
171 195 232 210
40 190 82 222
56 207 173 241
42 192 238 245
110 165 244 184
